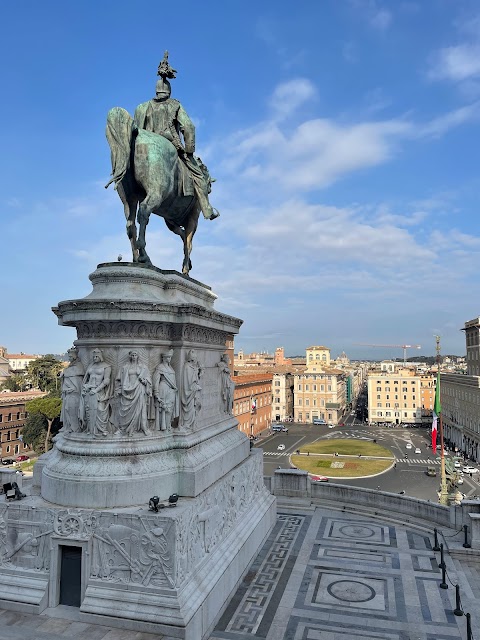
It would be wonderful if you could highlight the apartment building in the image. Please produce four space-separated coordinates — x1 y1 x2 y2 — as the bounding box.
272 372 294 421
0 390 42 458
233 373 272 437
293 369 346 424
442 317 480 463
367 366 434 425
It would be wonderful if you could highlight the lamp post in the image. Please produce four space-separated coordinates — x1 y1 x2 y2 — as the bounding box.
435 336 448 506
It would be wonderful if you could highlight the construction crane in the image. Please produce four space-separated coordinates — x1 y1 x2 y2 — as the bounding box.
355 343 421 365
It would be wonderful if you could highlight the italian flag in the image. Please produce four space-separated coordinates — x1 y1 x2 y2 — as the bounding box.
432 372 441 455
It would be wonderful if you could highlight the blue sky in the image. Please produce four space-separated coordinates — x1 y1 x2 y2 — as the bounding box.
1 0 480 360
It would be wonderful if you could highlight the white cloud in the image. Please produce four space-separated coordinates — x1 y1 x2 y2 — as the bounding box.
419 101 480 137
349 0 393 31
269 78 317 121
428 43 480 82
370 8 392 30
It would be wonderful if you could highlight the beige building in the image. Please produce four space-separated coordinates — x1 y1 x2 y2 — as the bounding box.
306 346 331 370
367 366 435 425
294 369 346 424
272 372 294 422
442 317 480 463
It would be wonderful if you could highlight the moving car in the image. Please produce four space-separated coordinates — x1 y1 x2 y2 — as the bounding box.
338 422 345 427
406 443 413 449
281 427 289 432
277 444 286 451
415 448 421 454
272 424 283 432
328 424 334 429
454 460 461 468
313 418 326 425
310 475 329 482
463 466 478 474
426 467 437 477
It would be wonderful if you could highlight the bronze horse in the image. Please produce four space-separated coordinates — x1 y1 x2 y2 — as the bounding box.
105 107 209 275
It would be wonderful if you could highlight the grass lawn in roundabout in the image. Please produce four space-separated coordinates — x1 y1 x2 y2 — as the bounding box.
291 439 394 478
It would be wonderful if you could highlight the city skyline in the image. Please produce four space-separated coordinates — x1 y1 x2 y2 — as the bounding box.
1 1 479 357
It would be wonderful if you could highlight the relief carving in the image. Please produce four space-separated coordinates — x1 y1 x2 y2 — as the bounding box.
91 518 173 587
115 350 153 436
79 348 113 437
180 349 203 430
54 509 97 539
60 346 85 433
217 354 234 414
153 348 179 431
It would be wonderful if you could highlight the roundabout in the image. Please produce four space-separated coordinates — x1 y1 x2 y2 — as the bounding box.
291 439 394 479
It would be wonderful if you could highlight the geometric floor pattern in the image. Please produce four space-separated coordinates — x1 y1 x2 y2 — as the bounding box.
212 506 478 640
1 507 478 640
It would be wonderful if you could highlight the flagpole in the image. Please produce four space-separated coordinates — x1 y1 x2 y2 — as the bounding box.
436 335 448 505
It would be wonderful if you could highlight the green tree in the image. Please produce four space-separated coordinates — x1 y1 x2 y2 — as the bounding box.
26 396 62 453
0 374 29 392
22 412 48 454
26 355 63 392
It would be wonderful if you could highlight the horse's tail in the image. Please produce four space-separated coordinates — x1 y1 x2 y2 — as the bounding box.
105 107 134 189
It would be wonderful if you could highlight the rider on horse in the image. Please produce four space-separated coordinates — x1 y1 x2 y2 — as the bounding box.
133 52 219 221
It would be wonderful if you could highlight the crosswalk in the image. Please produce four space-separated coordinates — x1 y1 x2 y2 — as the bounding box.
262 451 441 464
263 451 291 457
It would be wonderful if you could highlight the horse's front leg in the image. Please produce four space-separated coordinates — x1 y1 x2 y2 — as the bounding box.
137 203 152 265
182 206 200 275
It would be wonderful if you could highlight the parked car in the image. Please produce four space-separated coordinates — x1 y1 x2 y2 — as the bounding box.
310 475 329 482
463 466 478 474
1 459 14 466
338 422 345 427
313 418 326 425
16 455 29 462
272 425 283 432
277 444 286 451
415 448 421 454
406 443 413 449
328 424 334 429
281 427 289 432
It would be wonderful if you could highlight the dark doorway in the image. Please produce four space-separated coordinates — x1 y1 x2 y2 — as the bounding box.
59 546 82 607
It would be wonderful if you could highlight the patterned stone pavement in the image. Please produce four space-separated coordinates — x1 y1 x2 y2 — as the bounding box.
212 506 479 640
0 506 478 640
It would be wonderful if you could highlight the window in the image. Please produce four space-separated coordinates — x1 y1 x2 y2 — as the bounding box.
386 395 390 400
298 385 301 391
313 385 317 391
275 381 280 387
377 403 381 407
305 385 309 391
306 412 310 420
377 395 380 399
298 399 302 405
321 385 324 391
305 399 309 406
385 387 390 392
403 395 407 400
386 403 391 408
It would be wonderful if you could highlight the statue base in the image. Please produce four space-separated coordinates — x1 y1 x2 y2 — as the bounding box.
0 263 276 638
0 450 276 640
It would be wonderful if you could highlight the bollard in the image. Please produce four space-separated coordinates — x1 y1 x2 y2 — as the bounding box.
463 524 471 549
453 584 463 616
433 528 440 551
439 543 446 570
440 560 448 589
466 612 472 640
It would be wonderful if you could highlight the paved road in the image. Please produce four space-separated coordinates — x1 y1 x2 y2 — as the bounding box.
254 414 480 501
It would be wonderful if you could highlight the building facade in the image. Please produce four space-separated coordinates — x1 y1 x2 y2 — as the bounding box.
272 372 294 422
293 370 346 424
442 317 480 463
233 373 272 437
367 367 434 425
0 390 42 459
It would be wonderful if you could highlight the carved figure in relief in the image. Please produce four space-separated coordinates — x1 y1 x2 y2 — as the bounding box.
180 349 203 429
217 353 234 414
60 346 85 433
116 350 152 435
153 349 179 431
79 348 112 436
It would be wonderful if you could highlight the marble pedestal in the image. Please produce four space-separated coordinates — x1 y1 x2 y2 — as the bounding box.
0 264 276 639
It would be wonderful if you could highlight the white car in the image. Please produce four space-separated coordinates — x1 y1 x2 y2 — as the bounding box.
406 443 413 449
415 448 421 454
463 466 478 474
454 460 461 468
328 424 334 429
277 444 286 451
457 476 464 485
